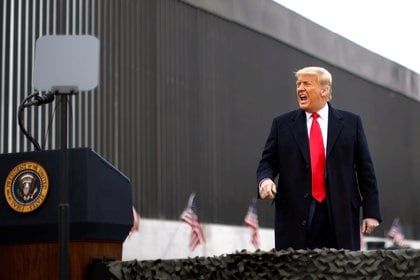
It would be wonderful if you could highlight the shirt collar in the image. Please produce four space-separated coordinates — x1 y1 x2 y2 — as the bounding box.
305 103 329 121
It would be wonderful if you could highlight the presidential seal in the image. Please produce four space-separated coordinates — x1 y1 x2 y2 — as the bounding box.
4 161 49 213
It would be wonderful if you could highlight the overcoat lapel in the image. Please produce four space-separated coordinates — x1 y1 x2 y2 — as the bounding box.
326 105 344 158
290 110 309 164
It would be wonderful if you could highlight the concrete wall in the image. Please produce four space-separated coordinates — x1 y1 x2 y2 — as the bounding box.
122 219 420 260
122 219 274 260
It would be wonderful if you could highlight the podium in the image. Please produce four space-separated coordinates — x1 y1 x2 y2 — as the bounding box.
0 148 133 280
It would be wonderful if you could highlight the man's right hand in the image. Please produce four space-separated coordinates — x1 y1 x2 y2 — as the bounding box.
259 178 277 199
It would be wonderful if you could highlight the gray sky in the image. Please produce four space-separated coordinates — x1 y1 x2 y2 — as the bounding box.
273 0 420 74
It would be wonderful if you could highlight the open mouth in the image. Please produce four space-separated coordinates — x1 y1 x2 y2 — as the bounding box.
299 94 308 102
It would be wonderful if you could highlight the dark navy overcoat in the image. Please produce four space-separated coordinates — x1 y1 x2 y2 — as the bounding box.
257 104 382 250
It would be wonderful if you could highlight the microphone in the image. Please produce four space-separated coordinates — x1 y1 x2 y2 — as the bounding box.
23 93 55 107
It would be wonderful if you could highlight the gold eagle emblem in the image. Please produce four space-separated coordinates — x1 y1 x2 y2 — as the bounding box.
4 162 49 213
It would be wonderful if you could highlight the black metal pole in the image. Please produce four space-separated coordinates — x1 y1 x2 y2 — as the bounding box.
57 0 69 276
58 94 70 280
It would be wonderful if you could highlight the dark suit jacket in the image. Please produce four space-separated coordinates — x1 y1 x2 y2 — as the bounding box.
256 103 382 250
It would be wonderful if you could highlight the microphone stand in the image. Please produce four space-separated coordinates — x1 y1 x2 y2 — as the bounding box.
57 91 75 280
18 89 75 279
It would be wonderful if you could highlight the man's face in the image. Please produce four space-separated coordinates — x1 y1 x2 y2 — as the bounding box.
296 74 328 113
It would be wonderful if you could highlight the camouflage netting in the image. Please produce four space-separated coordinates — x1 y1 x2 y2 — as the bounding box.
105 249 420 280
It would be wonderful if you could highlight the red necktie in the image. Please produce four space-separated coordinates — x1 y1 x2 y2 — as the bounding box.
310 112 326 202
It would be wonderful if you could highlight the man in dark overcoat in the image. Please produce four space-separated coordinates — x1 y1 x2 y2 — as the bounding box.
257 66 381 250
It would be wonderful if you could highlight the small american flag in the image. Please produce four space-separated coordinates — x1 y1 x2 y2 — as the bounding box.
244 198 260 249
128 206 141 237
388 217 405 247
180 193 205 251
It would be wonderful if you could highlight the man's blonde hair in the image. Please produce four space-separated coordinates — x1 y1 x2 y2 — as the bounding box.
295 66 333 99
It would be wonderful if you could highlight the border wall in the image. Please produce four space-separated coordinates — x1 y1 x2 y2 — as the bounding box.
1 0 420 242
